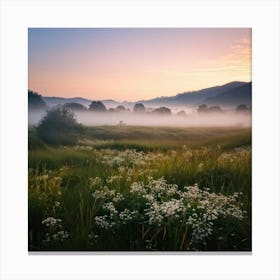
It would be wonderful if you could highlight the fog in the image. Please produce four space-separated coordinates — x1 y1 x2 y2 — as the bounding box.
29 109 251 128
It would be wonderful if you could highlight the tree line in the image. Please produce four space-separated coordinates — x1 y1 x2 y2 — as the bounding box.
29 89 250 116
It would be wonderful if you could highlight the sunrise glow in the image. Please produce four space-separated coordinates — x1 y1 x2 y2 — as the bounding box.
28 28 251 101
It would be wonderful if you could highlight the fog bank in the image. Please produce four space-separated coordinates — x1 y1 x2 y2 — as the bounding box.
29 110 251 128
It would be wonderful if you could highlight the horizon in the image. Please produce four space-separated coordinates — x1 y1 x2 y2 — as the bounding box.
37 80 252 103
28 28 251 101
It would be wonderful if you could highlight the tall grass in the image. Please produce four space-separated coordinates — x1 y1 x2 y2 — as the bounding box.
29 126 251 251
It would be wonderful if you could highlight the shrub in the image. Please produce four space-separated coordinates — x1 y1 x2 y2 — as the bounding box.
36 107 83 145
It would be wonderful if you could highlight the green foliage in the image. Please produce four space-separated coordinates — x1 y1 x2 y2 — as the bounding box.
28 90 47 109
29 126 251 251
28 128 47 150
36 107 83 146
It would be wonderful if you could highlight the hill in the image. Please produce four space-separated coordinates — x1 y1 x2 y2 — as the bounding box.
203 82 252 107
40 81 252 110
141 81 247 107
42 97 122 109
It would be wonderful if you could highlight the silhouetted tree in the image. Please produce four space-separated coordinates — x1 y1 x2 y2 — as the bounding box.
89 101 107 112
133 103 146 113
153 106 171 115
177 110 186 116
197 104 208 114
36 107 83 145
108 108 116 113
236 104 249 113
28 90 47 109
208 106 223 113
63 102 87 111
116 105 126 112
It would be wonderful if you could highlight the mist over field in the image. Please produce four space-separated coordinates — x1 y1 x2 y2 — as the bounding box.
28 28 252 252
29 109 251 128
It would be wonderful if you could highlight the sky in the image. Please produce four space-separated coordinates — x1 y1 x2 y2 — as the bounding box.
28 28 251 101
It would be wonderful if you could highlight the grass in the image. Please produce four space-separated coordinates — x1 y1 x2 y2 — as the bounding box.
28 125 251 251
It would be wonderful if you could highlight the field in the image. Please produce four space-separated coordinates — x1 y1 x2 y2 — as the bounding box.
28 125 251 251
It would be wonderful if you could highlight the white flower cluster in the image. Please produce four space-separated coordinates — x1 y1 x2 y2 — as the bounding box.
89 177 102 188
106 175 121 184
130 181 146 195
94 148 168 168
119 209 138 223
93 177 246 250
94 207 139 229
131 177 179 200
102 202 118 216
42 217 62 227
94 216 111 230
74 145 93 151
92 186 123 203
145 199 184 224
42 217 69 244
218 147 250 163
43 231 69 243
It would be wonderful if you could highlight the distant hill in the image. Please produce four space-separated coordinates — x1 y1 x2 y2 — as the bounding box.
203 82 252 107
141 81 247 107
42 97 92 108
42 97 122 109
40 81 252 110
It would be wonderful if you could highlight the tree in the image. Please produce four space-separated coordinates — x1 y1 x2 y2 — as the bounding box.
197 104 208 114
177 110 186 116
89 101 107 112
63 102 87 111
116 105 126 112
133 103 145 113
208 106 223 113
36 107 83 145
108 108 116 113
153 106 171 115
28 90 47 109
236 104 249 113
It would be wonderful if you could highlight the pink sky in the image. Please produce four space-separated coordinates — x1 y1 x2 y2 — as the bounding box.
28 28 251 101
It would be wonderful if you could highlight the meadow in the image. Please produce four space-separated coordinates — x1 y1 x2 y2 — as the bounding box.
28 125 251 251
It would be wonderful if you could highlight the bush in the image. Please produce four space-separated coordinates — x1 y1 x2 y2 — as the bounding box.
28 128 47 150
36 107 83 145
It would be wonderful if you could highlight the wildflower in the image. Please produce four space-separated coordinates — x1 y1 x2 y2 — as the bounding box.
198 163 204 170
89 177 102 187
42 217 61 227
54 201 61 208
